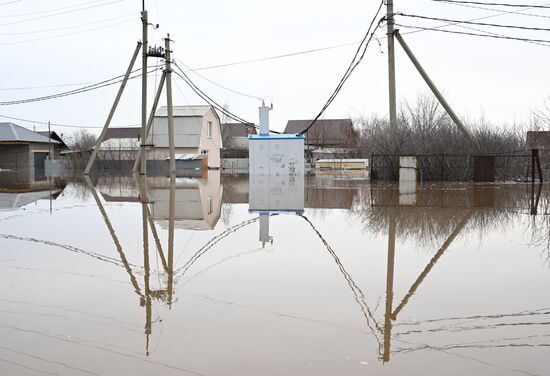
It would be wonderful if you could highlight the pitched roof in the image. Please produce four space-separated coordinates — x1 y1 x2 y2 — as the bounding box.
36 131 68 147
221 123 255 139
0 122 60 143
104 127 141 140
155 105 212 117
284 119 355 146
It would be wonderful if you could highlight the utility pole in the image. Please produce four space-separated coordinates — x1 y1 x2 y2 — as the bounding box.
164 34 176 174
140 9 149 175
48 121 53 160
387 0 397 137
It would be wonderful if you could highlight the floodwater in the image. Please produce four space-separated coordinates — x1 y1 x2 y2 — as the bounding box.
1 172 549 376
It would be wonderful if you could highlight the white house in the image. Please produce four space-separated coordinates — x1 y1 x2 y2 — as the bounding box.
148 105 222 169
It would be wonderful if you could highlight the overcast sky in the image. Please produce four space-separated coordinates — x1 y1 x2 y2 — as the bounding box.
1 0 549 135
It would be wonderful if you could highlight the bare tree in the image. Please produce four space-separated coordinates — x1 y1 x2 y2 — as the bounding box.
66 129 97 152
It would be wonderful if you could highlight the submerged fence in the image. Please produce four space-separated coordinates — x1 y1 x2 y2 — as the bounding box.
370 150 549 182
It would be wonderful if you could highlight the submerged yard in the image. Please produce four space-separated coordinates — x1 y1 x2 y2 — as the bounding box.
1 174 549 376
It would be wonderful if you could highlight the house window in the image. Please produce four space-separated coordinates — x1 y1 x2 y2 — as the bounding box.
207 121 212 138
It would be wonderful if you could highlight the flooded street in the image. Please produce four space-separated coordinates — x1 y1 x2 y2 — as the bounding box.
1 173 549 376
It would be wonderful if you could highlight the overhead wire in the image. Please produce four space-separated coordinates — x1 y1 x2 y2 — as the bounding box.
398 13 550 32
430 0 550 19
395 23 550 44
0 65 163 106
299 0 385 135
0 18 135 47
431 0 550 9
172 61 282 133
0 0 109 18
0 113 139 129
175 58 264 102
0 0 124 27
0 13 135 35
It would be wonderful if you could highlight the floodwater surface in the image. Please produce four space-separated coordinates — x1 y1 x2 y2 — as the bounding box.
0 173 549 376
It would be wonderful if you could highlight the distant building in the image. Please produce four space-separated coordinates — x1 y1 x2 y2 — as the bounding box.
284 119 357 148
149 105 222 169
99 127 141 160
221 122 256 150
36 131 69 150
0 122 61 182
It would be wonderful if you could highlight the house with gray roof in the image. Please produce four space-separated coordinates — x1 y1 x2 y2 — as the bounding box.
0 122 61 183
284 119 357 148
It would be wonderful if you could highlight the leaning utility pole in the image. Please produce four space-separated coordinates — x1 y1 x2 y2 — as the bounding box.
140 9 149 175
164 34 176 174
387 0 397 137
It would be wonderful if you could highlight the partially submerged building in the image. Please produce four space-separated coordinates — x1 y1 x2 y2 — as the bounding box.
148 105 222 169
0 122 61 183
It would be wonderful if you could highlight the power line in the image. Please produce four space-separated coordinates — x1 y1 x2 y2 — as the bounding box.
399 13 550 32
175 58 264 101
0 18 135 47
431 0 550 9
0 0 124 27
0 66 163 106
396 23 550 44
0 0 109 18
0 13 134 35
172 62 282 133
0 113 139 129
299 0 385 135
182 41 361 73
0 0 22 7
430 0 550 19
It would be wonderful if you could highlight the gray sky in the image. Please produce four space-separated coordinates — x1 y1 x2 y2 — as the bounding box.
0 0 549 135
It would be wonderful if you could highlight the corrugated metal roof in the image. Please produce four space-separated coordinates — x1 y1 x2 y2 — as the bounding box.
155 105 212 117
0 122 60 143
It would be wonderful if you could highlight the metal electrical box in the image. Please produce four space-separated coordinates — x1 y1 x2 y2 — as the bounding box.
248 134 304 176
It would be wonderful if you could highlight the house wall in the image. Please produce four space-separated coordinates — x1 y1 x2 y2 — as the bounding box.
199 109 222 168
148 116 202 148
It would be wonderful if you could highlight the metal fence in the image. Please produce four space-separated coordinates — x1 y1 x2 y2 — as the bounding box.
370 151 548 182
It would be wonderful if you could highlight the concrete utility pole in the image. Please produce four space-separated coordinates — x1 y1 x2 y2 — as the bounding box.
164 34 176 174
84 42 142 175
387 0 398 137
394 31 473 143
140 10 149 175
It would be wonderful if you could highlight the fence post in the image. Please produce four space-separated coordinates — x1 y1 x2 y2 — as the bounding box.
535 148 543 183
531 149 536 184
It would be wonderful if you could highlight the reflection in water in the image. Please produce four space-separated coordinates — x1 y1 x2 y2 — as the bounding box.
2 174 550 375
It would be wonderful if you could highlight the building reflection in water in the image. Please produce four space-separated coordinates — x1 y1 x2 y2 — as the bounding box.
249 174 304 247
85 171 222 356
85 171 550 365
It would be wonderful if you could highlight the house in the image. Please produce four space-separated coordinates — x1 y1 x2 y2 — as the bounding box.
0 122 61 183
221 122 256 150
148 105 222 169
36 131 69 151
284 119 357 148
98 127 141 160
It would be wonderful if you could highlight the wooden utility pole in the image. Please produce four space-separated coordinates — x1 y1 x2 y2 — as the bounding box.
140 10 149 175
387 0 397 137
164 34 176 174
